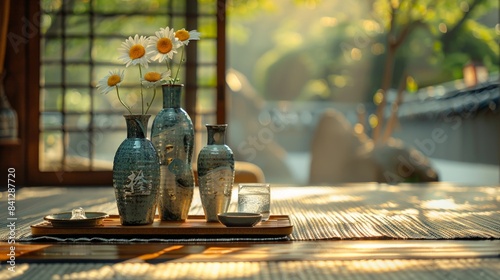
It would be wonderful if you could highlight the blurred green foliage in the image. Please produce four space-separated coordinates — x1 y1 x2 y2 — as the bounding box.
228 0 499 102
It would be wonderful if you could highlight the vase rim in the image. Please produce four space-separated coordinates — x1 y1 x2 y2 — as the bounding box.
162 83 184 87
205 124 228 127
123 114 151 117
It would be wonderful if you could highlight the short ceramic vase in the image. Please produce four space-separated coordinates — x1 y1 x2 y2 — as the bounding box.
113 114 160 225
151 84 195 221
197 124 235 222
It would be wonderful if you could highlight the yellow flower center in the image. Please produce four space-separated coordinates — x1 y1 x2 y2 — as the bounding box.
107 74 121 86
129 44 145 59
175 30 190 41
144 72 161 82
157 38 173 54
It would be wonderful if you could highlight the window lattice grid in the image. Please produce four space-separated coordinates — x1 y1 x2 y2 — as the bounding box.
39 0 219 172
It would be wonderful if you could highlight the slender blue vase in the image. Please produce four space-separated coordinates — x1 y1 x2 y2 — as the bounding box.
151 84 195 221
197 124 235 222
113 115 159 225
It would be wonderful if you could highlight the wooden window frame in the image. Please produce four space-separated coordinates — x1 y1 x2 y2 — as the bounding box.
9 0 227 186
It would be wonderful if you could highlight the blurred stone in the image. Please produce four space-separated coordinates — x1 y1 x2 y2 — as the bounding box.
309 109 439 184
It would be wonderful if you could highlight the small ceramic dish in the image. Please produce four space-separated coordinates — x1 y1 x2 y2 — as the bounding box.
44 212 108 227
217 212 262 227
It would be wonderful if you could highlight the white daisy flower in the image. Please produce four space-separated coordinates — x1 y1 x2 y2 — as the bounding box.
147 27 182 63
175 29 201 46
96 69 124 94
118 34 151 68
141 71 171 88
96 69 132 114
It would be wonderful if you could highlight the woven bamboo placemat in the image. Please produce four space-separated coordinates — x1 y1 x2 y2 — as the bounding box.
1 184 498 242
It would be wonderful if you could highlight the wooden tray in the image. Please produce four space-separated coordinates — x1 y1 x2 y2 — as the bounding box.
31 215 293 238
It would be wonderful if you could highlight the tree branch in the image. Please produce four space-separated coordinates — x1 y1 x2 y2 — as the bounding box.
442 0 485 52
373 0 397 143
393 19 424 49
381 71 407 144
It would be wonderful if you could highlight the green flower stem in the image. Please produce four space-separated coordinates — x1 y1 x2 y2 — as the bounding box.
145 86 156 115
166 60 173 84
116 87 132 115
138 64 144 114
173 45 185 84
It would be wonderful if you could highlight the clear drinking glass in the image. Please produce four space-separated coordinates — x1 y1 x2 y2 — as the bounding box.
237 183 271 221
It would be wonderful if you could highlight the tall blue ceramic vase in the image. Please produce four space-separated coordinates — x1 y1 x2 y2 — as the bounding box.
151 84 195 221
113 114 159 225
197 124 235 222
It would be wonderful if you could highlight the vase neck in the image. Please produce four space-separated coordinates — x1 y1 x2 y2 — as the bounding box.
162 84 183 108
125 115 150 138
206 124 228 145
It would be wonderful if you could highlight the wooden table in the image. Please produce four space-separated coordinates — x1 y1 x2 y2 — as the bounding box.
1 183 499 279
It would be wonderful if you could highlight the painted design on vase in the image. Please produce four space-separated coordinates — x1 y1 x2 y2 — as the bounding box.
197 124 235 222
122 170 153 197
113 114 160 226
151 84 195 221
